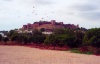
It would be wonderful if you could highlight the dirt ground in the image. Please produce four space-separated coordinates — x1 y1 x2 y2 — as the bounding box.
0 45 100 64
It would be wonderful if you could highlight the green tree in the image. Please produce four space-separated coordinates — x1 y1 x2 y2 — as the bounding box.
44 34 58 49
50 35 58 49
57 35 65 48
32 29 42 36
23 36 30 45
17 35 24 45
53 28 76 48
32 29 46 44
83 28 100 48
9 30 17 37
11 35 18 41
32 35 45 44
0 34 2 41
3 37 9 45
74 30 85 47
44 36 51 48
64 36 75 48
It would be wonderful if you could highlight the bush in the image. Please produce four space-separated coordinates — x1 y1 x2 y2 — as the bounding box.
65 37 76 48
2 37 9 44
83 28 100 48
0 34 2 41
70 48 93 55
70 48 81 53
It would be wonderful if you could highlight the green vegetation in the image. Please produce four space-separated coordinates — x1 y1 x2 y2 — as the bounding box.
0 28 100 55
70 48 81 53
2 37 9 45
0 34 2 41
70 48 93 55
83 28 100 48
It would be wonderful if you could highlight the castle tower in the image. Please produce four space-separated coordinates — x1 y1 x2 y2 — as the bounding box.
77 24 79 28
27 23 32 30
23 25 27 30
60 22 63 25
51 20 56 25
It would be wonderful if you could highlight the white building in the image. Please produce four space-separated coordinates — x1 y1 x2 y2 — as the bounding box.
0 32 7 37
42 31 53 35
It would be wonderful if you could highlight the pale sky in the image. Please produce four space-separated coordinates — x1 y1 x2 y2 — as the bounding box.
0 0 100 31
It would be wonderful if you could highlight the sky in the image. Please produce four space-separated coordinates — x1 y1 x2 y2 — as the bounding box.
0 0 100 31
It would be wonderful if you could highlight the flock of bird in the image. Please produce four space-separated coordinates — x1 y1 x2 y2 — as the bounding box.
17 6 54 21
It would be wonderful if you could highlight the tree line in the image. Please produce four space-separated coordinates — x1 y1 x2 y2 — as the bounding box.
0 28 100 50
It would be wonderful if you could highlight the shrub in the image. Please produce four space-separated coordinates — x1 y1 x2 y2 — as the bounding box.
2 37 9 44
83 28 100 48
0 34 2 41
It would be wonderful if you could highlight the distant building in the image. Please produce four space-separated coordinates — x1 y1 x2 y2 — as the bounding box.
42 31 53 35
16 29 32 33
0 31 8 37
0 32 7 37
22 20 79 32
42 29 53 35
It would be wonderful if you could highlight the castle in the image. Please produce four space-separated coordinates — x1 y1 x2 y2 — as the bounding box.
22 20 79 31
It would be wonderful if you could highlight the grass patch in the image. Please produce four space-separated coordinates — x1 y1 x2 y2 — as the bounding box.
70 48 81 53
69 48 93 55
84 51 93 55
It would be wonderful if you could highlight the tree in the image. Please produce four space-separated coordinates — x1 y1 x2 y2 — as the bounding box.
64 36 75 48
10 30 19 41
32 35 45 44
3 37 9 45
0 34 2 41
17 35 24 45
44 36 51 48
74 30 85 47
56 35 65 48
11 35 18 41
23 36 30 45
50 35 58 49
32 29 42 36
32 29 46 44
44 34 58 49
53 28 76 48
83 28 100 48
9 30 17 37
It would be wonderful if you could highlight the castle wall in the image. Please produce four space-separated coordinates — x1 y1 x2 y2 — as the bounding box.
22 20 79 31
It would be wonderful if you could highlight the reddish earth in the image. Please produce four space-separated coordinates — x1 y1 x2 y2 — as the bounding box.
0 45 100 64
